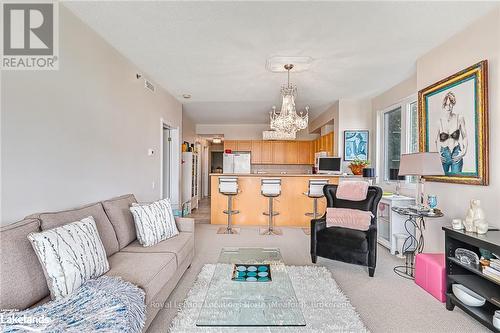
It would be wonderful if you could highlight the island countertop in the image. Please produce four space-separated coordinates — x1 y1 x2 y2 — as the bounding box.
210 173 346 227
210 173 360 178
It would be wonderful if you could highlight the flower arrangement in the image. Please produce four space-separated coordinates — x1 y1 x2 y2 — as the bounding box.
348 159 370 175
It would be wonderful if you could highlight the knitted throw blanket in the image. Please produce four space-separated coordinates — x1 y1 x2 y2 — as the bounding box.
1 276 145 333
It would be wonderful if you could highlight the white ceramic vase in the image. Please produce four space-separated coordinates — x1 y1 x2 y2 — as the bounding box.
464 207 475 232
470 199 488 234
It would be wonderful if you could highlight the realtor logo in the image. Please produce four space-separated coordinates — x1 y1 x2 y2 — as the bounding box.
1 1 59 70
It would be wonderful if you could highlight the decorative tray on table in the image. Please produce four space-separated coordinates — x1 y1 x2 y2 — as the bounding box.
231 264 272 282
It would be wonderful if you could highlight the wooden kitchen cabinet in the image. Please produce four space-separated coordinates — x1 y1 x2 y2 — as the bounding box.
260 141 273 163
223 137 330 165
298 141 312 164
223 140 238 151
325 132 334 156
271 141 286 164
251 141 261 164
285 142 298 164
237 140 252 151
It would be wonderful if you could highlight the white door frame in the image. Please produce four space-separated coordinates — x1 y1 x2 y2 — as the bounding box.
160 118 180 210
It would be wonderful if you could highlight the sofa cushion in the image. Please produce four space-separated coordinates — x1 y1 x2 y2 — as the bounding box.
0 219 49 310
121 232 194 266
102 194 137 249
32 202 119 257
105 252 176 303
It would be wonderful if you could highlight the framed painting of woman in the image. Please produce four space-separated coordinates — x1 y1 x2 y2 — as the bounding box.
418 60 489 185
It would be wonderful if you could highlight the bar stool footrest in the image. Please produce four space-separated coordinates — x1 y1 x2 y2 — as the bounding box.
263 212 279 217
223 210 240 215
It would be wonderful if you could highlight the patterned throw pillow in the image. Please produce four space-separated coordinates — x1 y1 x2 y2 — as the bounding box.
129 198 179 247
28 216 109 300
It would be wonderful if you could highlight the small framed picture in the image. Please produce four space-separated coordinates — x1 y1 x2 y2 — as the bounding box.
344 130 369 161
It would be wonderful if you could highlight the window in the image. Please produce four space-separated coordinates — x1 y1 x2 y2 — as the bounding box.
378 96 417 183
383 108 402 180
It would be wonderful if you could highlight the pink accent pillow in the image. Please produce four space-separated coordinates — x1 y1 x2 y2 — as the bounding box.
336 181 369 201
326 208 374 231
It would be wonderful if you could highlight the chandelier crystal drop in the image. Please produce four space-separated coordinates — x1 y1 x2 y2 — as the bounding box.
269 64 309 135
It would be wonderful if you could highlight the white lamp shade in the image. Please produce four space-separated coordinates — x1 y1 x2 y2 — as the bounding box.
398 152 444 176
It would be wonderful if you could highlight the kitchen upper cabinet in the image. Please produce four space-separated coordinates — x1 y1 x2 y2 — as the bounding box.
261 141 272 164
237 140 252 151
271 141 286 164
298 141 312 164
251 141 261 164
325 132 334 156
285 142 298 164
223 140 237 151
311 132 334 157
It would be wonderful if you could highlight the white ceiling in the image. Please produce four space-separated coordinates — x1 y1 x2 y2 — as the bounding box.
65 1 498 124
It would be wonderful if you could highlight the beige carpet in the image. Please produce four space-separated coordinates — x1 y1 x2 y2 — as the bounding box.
147 224 488 333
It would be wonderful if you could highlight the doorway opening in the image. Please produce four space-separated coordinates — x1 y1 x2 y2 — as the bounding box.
161 120 180 213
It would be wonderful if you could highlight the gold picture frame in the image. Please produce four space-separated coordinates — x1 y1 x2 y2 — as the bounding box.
418 60 489 185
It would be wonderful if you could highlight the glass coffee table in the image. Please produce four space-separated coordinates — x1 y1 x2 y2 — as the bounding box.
196 247 306 327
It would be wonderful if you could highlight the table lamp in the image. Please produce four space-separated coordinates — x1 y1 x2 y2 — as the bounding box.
398 152 444 208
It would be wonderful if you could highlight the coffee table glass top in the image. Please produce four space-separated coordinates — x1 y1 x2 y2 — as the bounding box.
196 247 306 327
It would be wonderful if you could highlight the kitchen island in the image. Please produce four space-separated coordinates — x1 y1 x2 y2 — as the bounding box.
210 173 347 227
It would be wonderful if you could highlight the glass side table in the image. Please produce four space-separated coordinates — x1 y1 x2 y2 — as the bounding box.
391 207 444 279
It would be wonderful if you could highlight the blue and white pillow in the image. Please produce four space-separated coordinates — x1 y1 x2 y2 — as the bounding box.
28 216 109 299
130 198 179 247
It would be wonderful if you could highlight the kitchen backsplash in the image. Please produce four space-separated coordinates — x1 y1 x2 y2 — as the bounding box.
251 164 313 174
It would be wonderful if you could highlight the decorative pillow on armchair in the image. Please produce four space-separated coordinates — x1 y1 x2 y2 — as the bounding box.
326 208 374 231
28 216 109 299
130 198 179 247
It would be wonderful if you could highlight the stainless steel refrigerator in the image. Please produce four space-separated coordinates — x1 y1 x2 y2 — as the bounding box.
223 152 251 174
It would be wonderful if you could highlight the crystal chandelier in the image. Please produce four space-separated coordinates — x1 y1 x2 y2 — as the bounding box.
269 64 309 135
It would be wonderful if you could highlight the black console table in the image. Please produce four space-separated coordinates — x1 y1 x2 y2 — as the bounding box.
443 226 500 332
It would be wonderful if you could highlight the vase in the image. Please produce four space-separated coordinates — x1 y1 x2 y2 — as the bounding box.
471 199 488 234
349 165 365 175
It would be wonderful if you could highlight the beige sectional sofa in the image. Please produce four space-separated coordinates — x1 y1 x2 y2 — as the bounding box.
0 194 194 331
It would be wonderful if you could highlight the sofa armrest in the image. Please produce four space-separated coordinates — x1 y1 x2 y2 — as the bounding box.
175 217 195 233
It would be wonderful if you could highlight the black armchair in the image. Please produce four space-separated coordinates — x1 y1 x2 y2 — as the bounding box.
310 184 383 277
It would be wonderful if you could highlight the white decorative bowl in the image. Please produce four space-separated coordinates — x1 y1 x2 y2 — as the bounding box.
452 284 485 307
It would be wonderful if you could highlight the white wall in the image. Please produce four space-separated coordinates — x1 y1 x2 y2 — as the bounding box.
336 99 373 163
1 6 183 224
416 7 500 251
182 111 197 143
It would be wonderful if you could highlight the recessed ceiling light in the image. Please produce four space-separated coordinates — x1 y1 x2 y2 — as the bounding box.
212 138 222 144
182 94 192 99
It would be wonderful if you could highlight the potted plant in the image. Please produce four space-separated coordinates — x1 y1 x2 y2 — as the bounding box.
348 159 370 175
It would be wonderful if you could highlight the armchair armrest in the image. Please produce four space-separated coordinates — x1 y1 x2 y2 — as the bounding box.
310 216 327 259
175 217 195 233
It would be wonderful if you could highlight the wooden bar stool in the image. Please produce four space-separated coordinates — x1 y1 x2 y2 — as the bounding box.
303 179 329 235
217 177 240 234
260 178 282 236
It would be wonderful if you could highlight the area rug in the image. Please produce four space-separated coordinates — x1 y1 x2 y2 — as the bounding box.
169 264 368 332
